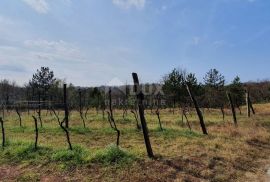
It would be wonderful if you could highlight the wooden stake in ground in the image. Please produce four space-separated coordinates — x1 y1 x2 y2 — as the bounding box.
32 116 39 150
249 97 256 115
108 88 120 146
0 117 5 148
227 92 237 127
186 83 208 135
156 92 163 131
220 106 225 121
63 84 69 128
38 92 43 127
132 72 154 158
78 89 86 128
246 90 251 117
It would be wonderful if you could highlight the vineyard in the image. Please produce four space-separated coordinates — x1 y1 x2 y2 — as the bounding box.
0 70 270 181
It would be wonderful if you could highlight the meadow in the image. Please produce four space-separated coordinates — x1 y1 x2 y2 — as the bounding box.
1 104 270 182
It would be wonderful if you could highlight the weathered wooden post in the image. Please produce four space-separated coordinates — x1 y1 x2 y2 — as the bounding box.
63 84 69 128
246 90 251 117
132 73 154 158
186 83 208 135
38 91 43 127
156 92 163 131
227 92 237 126
0 117 5 148
78 89 86 128
26 88 30 115
220 106 225 121
249 97 255 115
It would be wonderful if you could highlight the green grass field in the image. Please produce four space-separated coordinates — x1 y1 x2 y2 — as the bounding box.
1 104 270 181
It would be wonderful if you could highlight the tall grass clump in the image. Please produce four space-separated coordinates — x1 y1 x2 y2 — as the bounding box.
51 145 89 167
91 144 135 166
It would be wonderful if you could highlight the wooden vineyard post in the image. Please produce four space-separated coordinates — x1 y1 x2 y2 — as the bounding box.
249 96 255 115
186 83 208 135
38 92 43 127
78 89 86 128
156 92 163 131
220 106 225 121
227 92 237 127
132 73 154 158
0 117 5 148
246 90 251 117
63 84 69 128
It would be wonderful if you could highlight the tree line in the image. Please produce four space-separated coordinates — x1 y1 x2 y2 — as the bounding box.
0 67 269 112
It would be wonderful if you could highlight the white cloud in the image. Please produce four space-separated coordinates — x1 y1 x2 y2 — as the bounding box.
0 39 138 86
23 39 85 62
112 0 145 10
22 0 49 14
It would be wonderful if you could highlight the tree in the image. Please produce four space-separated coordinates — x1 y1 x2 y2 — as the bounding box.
228 76 245 107
29 67 56 101
162 68 186 108
186 73 201 96
203 69 226 108
204 69 225 88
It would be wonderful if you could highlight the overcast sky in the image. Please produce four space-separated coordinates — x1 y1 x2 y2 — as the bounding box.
0 0 270 86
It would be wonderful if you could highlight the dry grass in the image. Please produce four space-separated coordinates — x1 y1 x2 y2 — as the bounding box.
1 103 270 181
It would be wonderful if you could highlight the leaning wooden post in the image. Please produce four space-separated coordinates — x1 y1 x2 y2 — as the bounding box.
227 92 237 127
132 73 154 158
63 84 69 128
0 117 5 148
186 83 208 135
248 97 255 115
246 90 251 118
156 92 163 131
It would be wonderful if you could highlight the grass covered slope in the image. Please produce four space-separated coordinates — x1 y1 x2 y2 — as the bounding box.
1 103 270 181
